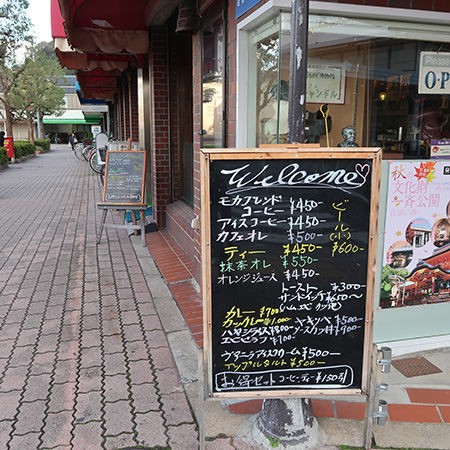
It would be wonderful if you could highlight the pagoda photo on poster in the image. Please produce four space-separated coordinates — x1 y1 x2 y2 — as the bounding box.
380 160 450 309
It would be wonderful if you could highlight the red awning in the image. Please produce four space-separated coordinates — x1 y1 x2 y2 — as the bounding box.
77 69 121 101
51 0 66 38
55 0 179 99
64 24 148 54
55 41 133 71
58 0 179 28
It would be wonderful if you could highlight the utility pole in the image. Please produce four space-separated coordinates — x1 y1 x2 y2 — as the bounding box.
288 0 309 144
253 2 319 447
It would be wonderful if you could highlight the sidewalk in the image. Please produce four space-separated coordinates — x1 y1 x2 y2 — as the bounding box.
0 146 198 449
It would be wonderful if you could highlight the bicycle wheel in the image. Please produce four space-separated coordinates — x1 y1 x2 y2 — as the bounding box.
89 152 103 174
87 146 96 161
74 143 83 159
82 144 94 161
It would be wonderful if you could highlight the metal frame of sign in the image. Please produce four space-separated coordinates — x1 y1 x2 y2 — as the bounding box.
200 147 382 399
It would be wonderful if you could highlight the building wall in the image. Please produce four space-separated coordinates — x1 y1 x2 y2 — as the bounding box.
130 70 139 142
150 27 171 227
185 0 239 283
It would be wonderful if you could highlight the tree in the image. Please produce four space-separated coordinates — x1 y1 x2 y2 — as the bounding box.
10 45 65 142
0 0 32 136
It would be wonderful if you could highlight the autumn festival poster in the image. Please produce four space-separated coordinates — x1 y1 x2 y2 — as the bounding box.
380 160 450 309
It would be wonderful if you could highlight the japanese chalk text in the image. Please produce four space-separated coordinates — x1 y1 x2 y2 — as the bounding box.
209 158 373 393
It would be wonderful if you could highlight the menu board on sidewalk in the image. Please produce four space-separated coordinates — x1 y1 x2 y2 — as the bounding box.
102 151 146 205
200 148 381 398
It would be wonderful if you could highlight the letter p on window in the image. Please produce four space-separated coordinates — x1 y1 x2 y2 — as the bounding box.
440 72 450 89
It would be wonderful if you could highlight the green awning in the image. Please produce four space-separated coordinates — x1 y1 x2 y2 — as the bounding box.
43 118 100 124
43 110 101 125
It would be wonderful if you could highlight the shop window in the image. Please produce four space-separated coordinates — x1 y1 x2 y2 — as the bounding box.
201 12 225 148
246 12 450 157
249 14 291 147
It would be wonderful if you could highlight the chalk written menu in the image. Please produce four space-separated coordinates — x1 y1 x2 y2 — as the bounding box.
205 153 378 395
103 151 146 204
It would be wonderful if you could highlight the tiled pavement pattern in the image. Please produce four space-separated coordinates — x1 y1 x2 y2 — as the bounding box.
0 147 198 449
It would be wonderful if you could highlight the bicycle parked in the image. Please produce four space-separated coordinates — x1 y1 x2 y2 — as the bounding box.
88 132 109 176
75 133 121 184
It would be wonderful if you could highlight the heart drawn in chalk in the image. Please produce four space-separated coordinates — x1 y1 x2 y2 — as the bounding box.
355 163 370 179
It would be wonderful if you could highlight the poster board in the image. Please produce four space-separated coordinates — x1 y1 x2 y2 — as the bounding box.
379 159 450 310
102 150 146 205
200 147 381 398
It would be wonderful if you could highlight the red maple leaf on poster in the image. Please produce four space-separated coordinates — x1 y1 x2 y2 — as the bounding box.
414 163 429 180
414 162 436 181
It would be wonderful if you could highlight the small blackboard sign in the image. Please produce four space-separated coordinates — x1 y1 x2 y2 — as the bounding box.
102 151 146 205
200 148 381 398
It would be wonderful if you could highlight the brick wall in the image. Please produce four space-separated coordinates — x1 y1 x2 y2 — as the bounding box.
169 41 180 201
230 388 450 424
120 76 129 140
130 70 139 142
150 27 171 228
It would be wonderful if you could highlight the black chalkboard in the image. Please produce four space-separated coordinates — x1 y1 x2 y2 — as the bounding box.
201 148 381 397
102 151 146 204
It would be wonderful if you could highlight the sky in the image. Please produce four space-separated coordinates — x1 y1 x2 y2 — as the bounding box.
29 0 52 43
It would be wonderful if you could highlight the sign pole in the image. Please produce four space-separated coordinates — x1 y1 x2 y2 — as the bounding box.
256 0 318 445
288 0 309 144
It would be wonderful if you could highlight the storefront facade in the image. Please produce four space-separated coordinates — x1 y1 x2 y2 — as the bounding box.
237 2 450 154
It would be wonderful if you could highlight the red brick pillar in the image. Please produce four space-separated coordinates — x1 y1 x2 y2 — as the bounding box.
149 27 171 228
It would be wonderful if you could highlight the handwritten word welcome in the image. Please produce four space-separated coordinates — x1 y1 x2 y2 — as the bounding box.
221 163 370 194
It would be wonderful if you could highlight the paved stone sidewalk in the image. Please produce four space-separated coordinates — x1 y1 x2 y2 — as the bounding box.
0 147 199 449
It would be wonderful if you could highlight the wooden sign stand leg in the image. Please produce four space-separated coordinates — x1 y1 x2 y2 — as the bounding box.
198 349 206 450
96 204 147 246
96 208 109 244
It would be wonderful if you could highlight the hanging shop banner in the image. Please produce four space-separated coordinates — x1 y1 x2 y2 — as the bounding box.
418 52 450 95
380 160 450 309
200 147 381 398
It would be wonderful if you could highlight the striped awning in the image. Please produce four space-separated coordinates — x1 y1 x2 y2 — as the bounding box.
43 109 102 125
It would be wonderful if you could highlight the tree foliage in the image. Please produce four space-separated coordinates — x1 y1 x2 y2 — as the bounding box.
10 45 65 142
0 1 65 141
0 0 33 136
0 0 32 64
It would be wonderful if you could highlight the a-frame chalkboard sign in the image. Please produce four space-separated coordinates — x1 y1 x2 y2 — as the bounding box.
200 147 381 398
102 150 146 204
97 150 148 246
